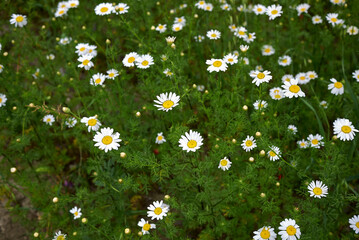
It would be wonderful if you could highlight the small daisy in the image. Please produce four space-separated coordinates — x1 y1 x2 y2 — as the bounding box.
320 100 328 109
352 70 359 82
268 146 281 161
136 54 154 69
266 4 283 20
32 68 40 79
122 52 139 67
197 85 205 91
165 36 176 44
241 57 249 65
94 3 113 16
195 1 206 10
55 8 68 18
221 3 231 11
106 69 119 80
156 24 167 33
328 78 344 95
75 43 89 55
250 70 272 86
307 71 318 80
46 54 55 60
278 55 292 66
163 68 173 77
234 27 247 39
172 23 183 32
253 4 266 15
81 116 101 132
0 93 7 107
65 117 77 128
307 134 324 148
288 125 298 134
204 3 213 11
254 100 268 110
207 29 221 40
153 92 180 112
312 15 323 24
333 118 358 141
253 226 277 240
59 37 72 45
70 206 82 219
296 3 310 16
240 45 249 52
0 64 3 74
156 132 166 144
147 200 169 220
326 13 344 27
330 0 345 5
349 215 359 234
262 45 275 56
244 32 256 43
174 16 186 26
241 136 257 152
297 139 308 149
269 87 284 100
87 45 97 57
90 73 106 86
296 72 310 85
282 74 294 83
282 79 306 98
43 114 55 126
218 157 232 171
113 3 129 15
178 130 203 152
93 127 122 153
53 231 66 240
347 26 359 35
223 53 238 65
68 0 79 8
77 54 94 70
138 218 156 235
278 218 301 240
206 59 228 73
229 24 237 32
57 1 69 9
194 35 205 42
308 180 328 198
10 14 27 27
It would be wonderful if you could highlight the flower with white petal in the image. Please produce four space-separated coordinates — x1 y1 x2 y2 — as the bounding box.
347 26 359 35
204 3 213 11
253 226 277 240
307 134 324 148
122 52 139 67
194 35 205 42
155 132 166 144
90 73 106 86
0 93 7 107
333 118 358 141
240 45 249 52
269 87 284 100
94 3 113 15
266 5 283 20
296 72 310 85
308 180 328 198
250 70 272 86
77 54 94 70
296 3 310 16
206 59 227 73
244 32 256 43
278 218 301 240
65 117 77 128
138 218 156 235
163 68 173 77
312 15 323 24
278 55 292 66
53 231 66 240
156 24 167 33
262 45 275 56
307 71 318 80
234 27 247 39
320 100 328 109
297 139 308 149
81 116 101 132
352 70 359 82
10 14 27 27
253 4 266 15
328 78 344 95
106 69 119 80
113 3 129 15
178 130 203 152
147 200 169 220
70 206 82 219
349 215 359 234
136 54 154 69
326 13 344 27
207 29 221 40
172 23 183 32
268 146 281 161
288 125 297 134
241 136 257 152
195 0 206 10
93 127 122 153
223 53 238 65
282 74 294 83
218 157 232 171
153 92 180 112
254 100 268 110
43 115 55 126
282 79 305 98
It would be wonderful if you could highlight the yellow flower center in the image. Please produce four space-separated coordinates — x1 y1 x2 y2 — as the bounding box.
141 60 149 66
83 59 90 66
71 3 76 7
159 25 164 29
260 228 270 239
206 6 211 10
79 47 85 52
59 10 65 14
257 72 265 79
286 225 297 236
334 0 339 2
74 211 78 216
228 58 233 62
16 16 24 22
271 10 278 15
275 94 281 99
356 222 359 228
331 18 337 23
269 151 276 157
154 207 162 215
162 100 174 109
109 73 115 77
313 187 322 195
334 82 342 89
46 118 51 122
341 125 351 133
88 119 97 126
289 85 300 93
100 7 109 13
245 140 253 147
143 223 151 231
187 140 197 148
213 61 222 67
119 7 124 11
102 136 113 145
300 142 305 147
238 31 245 35
128 57 135 63
300 7 306 12
211 33 217 38
257 8 262 12
220 159 228 166
300 76 305 80
157 136 163 140
265 48 270 53
0 98 2 103
309 74 315 78
311 139 318 145
56 236 65 240
95 78 102 84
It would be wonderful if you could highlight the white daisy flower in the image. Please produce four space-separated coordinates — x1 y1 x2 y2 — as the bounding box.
253 4 266 15
282 79 306 98
69 206 82 219
229 24 237 32
156 24 167 33
93 127 122 153
262 45 275 56
81 116 101 132
147 200 169 220
268 146 281 161
221 3 231 11
282 74 294 83
197 85 205 91
234 27 247 39
32 68 40 79
75 43 89 55
94 3 113 16
278 218 301 240
174 16 186 26
253 226 277 240
223 53 238 65
172 23 183 32
90 73 106 86
207 29 221 40
218 157 232 171
195 0 206 10
308 180 328 198
153 92 180 112
320 100 328 109
194 35 205 42
0 93 7 107
241 136 257 152
330 0 345 5
296 72 310 85
347 26 359 35
307 71 318 80
122 52 139 67
10 14 27 27
206 59 227 73
328 78 344 95
46 54 55 60
136 54 154 69
241 57 249 65
156 132 166 144
352 70 359 82
312 15 323 24
68 0 79 8
266 5 283 20
244 32 256 43
165 36 176 44
297 139 308 149
53 231 66 240
307 134 324 148
333 118 358 141
269 87 284 100
87 45 97 57
240 45 249 52
326 13 344 27
204 3 213 11
254 100 268 110
57 1 69 9
106 69 119 80
0 64 2 74
59 37 72 45
65 117 77 128
77 54 94 70
288 125 297 134
113 3 129 15
250 70 272 86
138 218 156 235
163 68 173 77
55 8 68 18
349 215 359 234
296 3 310 16
178 130 203 152
278 55 292 66
43 114 55 126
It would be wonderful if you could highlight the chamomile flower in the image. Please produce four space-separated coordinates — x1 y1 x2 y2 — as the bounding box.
77 54 94 70
147 200 169 220
75 43 89 55
10 14 27 27
282 74 294 83
156 24 167 33
244 32 256 43
197 85 205 91
328 78 344 95
178 130 203 152
278 55 292 66
204 3 213 11
156 132 166 144
288 125 298 134
106 69 119 79
53 231 66 240
55 8 68 17
266 5 283 20
253 226 277 240
136 54 154 69
32 68 40 79
326 13 344 27
172 23 183 32
0 93 7 107
223 53 238 65
254 100 268 110
162 68 173 77
81 116 101 132
320 100 328 109
296 3 310 16
307 71 318 80
206 59 227 73
90 73 106 86
349 215 359 234
68 0 79 8
278 218 301 240
174 16 186 26
241 136 257 152
234 27 247 39
253 4 266 15
138 218 156 235
154 92 180 112
65 117 77 128
113 3 129 14
194 35 205 42
308 180 328 198
268 146 281 161
262 45 275 56
269 87 284 100
312 15 323 24
94 3 113 16
250 70 272 86
240 45 249 52
165 36 176 44
87 45 97 57
207 30 221 40
333 118 358 141
229 24 237 32
218 157 232 171
70 206 82 219
307 134 324 148
241 57 249 65
93 127 122 153
43 115 55 126
347 26 359 35
352 70 359 82
297 139 308 149
282 79 305 98
330 0 345 5
296 72 310 84
195 0 206 10
122 52 139 67
46 54 55 60
221 3 231 11
59 37 72 45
